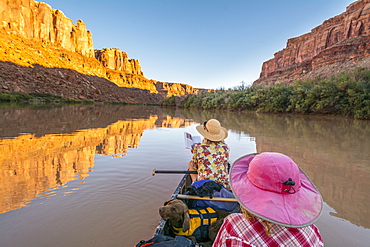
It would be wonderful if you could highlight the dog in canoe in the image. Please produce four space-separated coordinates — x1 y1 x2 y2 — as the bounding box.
158 199 230 243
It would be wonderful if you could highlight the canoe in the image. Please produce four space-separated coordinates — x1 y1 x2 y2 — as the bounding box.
153 172 239 246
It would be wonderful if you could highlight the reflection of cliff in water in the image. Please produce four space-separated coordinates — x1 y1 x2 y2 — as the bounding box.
0 105 166 138
0 105 191 214
173 108 370 229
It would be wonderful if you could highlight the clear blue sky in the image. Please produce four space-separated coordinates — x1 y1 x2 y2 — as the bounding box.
43 0 355 89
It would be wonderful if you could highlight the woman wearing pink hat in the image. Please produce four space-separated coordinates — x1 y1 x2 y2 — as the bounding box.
213 152 324 246
188 119 230 190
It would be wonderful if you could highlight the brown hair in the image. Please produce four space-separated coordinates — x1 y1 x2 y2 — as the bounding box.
240 206 273 235
203 138 222 145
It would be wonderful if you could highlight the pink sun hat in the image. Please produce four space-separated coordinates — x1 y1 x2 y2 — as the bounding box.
230 152 323 228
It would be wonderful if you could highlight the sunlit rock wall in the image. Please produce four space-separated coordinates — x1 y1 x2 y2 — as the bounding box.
0 0 94 57
254 0 370 86
0 0 200 97
95 48 158 93
95 48 143 75
156 81 199 96
94 48 201 95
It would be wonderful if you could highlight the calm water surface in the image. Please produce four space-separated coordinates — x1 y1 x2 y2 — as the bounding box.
0 105 369 247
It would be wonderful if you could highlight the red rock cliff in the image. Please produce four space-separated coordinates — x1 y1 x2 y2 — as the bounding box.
254 0 370 86
0 0 199 97
95 48 143 75
0 0 94 57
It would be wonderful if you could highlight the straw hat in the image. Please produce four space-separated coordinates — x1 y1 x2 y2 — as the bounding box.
196 119 228 142
230 152 323 228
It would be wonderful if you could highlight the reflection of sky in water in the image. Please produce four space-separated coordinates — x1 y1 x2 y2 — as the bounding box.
317 203 369 246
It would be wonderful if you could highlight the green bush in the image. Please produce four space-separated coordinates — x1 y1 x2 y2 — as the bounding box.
256 84 293 113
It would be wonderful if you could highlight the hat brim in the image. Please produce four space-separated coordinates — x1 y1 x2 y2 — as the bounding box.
196 125 228 142
230 153 323 228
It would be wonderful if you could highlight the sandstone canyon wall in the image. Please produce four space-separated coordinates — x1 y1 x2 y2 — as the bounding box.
0 0 94 57
95 48 143 75
94 48 199 96
0 0 198 101
254 0 370 86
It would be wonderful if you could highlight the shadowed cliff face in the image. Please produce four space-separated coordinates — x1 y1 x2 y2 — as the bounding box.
0 0 199 98
254 0 370 86
0 61 165 103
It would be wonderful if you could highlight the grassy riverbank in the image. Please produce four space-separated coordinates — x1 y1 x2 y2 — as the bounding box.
0 92 94 104
161 68 370 120
0 92 160 107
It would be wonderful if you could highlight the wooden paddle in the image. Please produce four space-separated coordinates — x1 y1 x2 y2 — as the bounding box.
152 169 197 176
176 194 238 202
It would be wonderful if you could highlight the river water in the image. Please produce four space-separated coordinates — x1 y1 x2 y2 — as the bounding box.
0 104 369 247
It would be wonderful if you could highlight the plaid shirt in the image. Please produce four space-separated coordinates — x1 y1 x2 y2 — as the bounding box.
212 213 324 247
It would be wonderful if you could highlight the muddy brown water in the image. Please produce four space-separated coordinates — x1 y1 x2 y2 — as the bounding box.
0 105 369 247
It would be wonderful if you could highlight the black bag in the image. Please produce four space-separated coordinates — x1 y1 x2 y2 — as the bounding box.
136 234 198 247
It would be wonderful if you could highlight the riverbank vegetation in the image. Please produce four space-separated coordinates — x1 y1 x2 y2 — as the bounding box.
160 68 370 120
0 92 158 106
0 92 94 104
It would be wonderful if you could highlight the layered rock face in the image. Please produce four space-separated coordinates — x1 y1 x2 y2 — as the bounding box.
94 48 158 93
94 48 200 95
95 48 143 75
0 0 199 100
0 0 94 57
254 0 370 86
155 81 199 96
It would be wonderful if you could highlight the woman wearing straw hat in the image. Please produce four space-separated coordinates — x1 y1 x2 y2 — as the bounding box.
188 119 230 190
213 152 324 246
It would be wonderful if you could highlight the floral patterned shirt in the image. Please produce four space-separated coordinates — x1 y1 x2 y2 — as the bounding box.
191 141 230 190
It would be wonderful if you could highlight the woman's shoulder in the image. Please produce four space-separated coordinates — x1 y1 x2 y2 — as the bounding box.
208 141 228 146
215 141 229 150
194 142 208 148
194 141 229 150
220 141 229 147
225 213 245 222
